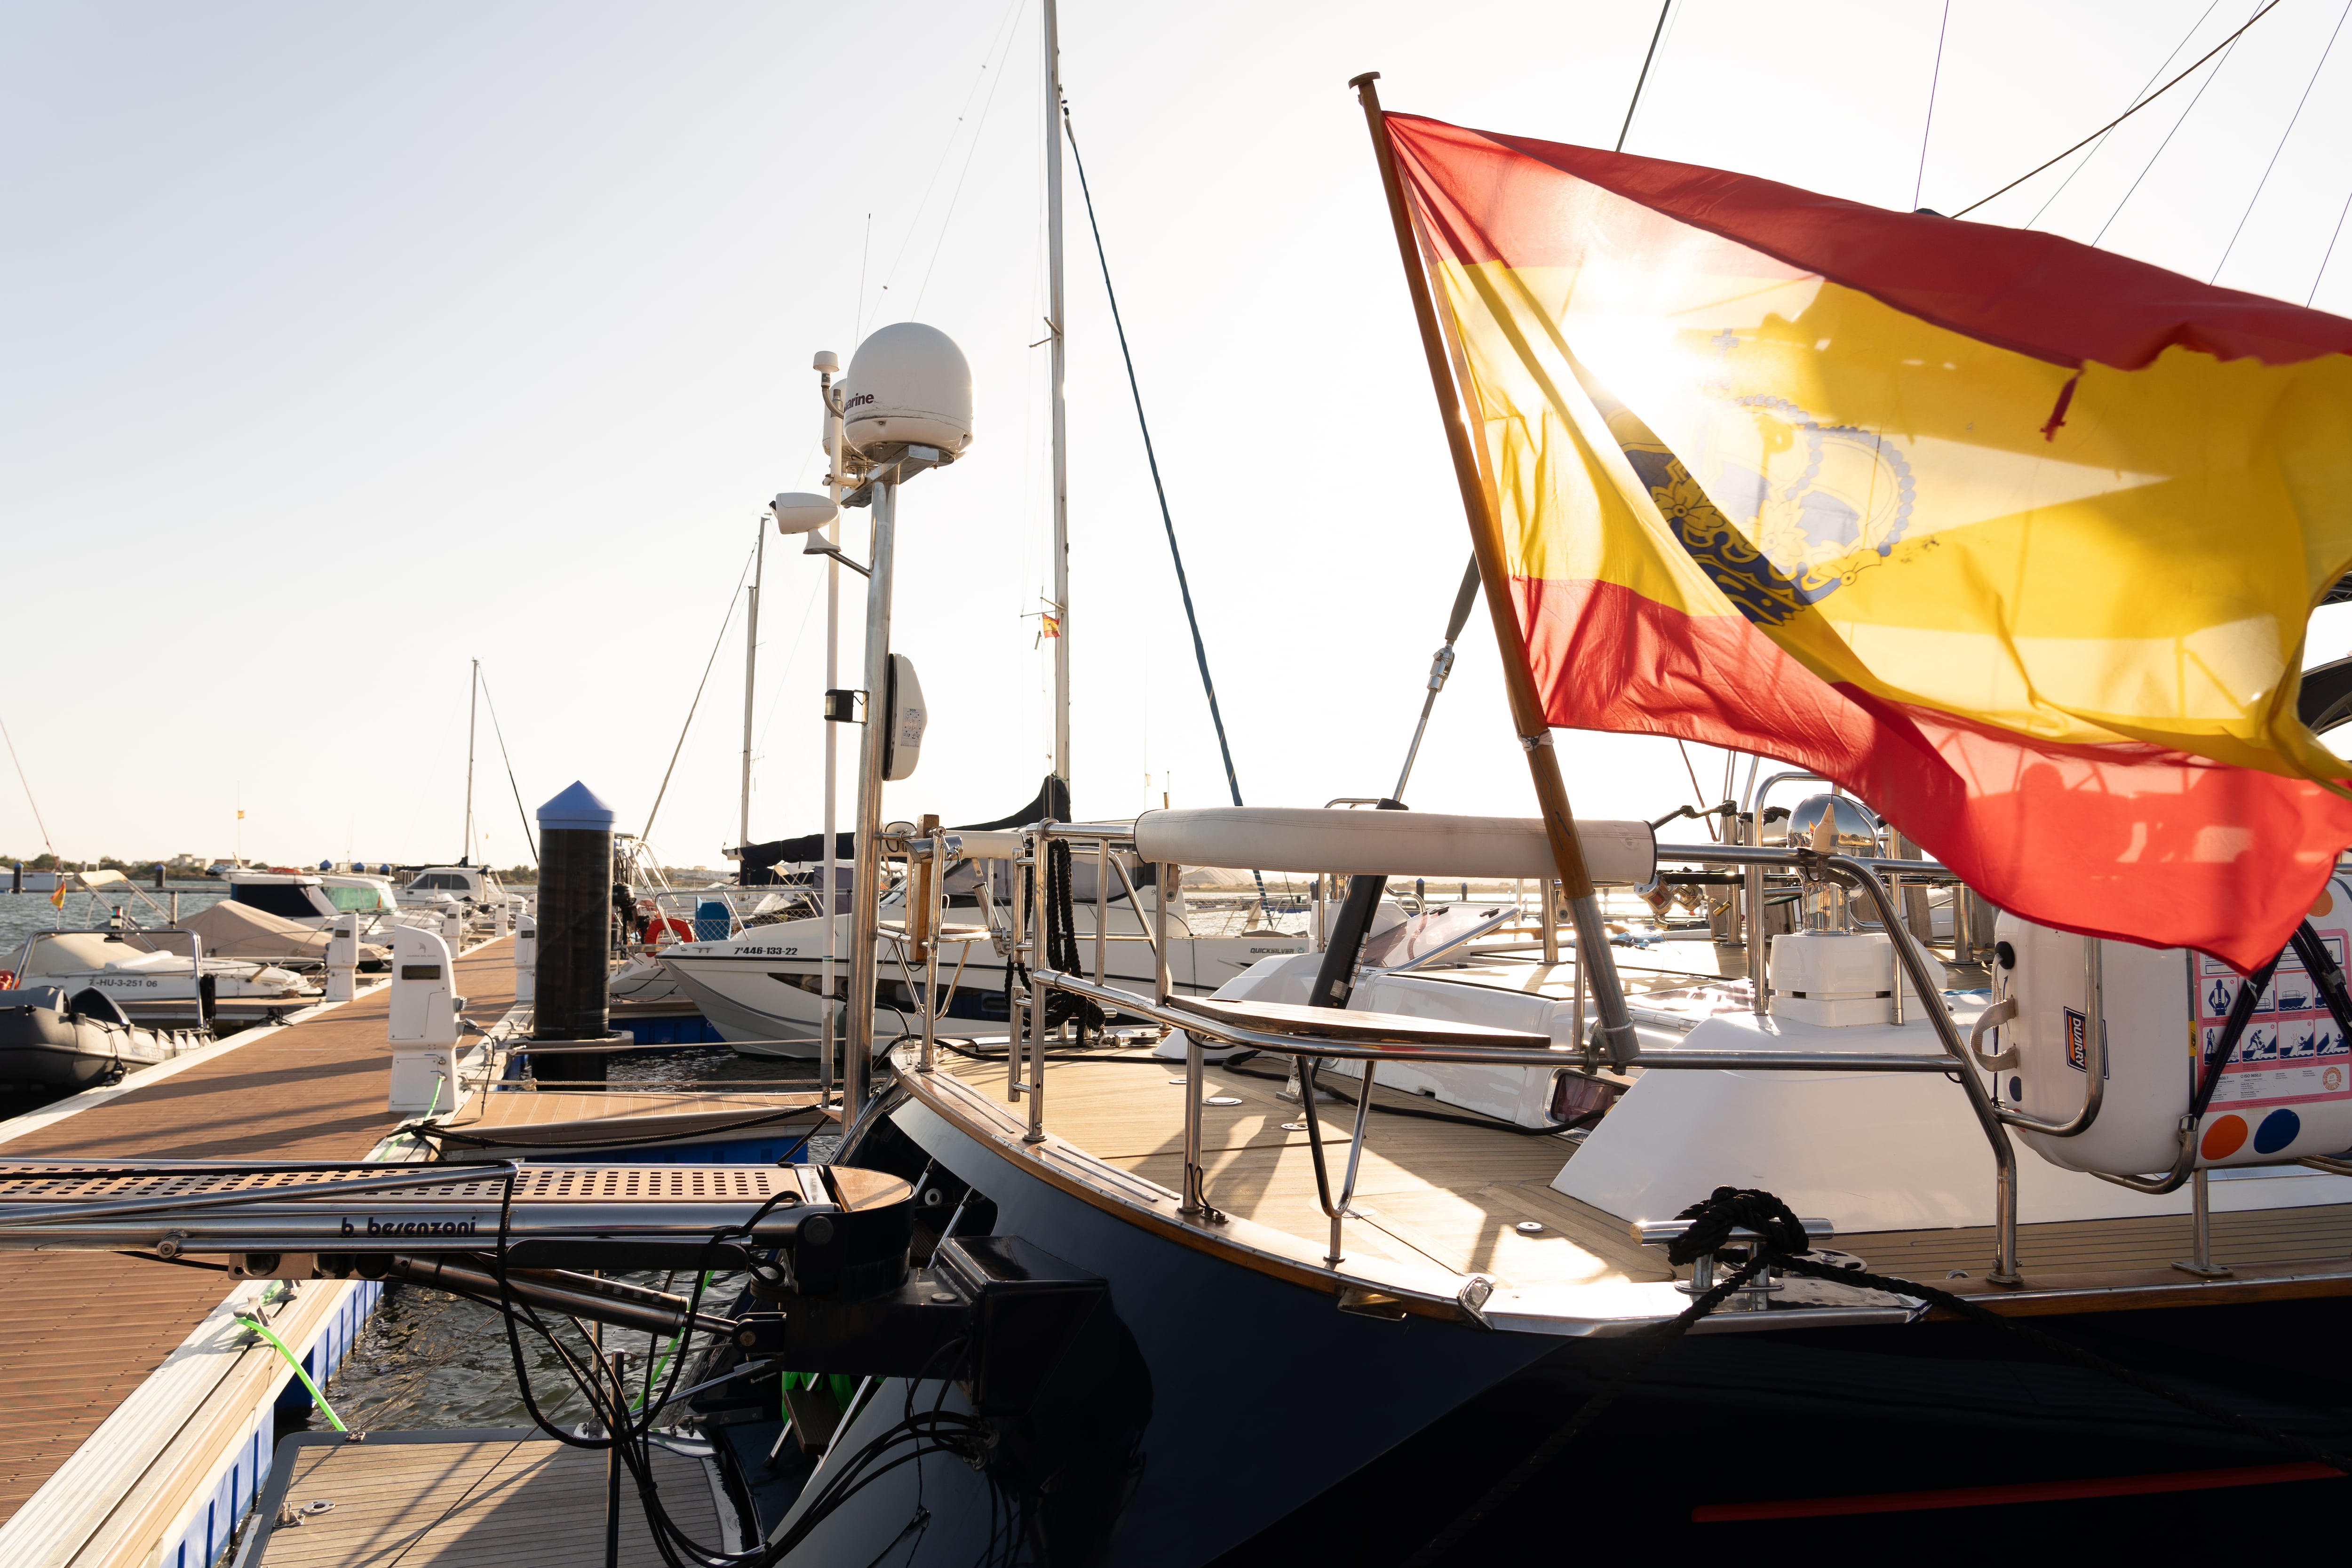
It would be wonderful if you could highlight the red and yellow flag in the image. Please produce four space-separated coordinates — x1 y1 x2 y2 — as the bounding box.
1385 112 2352 969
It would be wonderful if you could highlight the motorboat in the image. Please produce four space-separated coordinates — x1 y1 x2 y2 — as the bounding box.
396 865 507 910
656 852 1310 1058
176 900 390 971
227 870 409 935
4 929 316 1027
0 984 208 1091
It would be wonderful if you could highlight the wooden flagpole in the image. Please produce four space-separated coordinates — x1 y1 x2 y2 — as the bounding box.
1349 71 1638 1065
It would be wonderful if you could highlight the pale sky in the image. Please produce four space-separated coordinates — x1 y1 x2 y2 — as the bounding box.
7 1 2352 869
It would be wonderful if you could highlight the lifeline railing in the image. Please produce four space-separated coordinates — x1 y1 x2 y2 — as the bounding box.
929 823 2052 1283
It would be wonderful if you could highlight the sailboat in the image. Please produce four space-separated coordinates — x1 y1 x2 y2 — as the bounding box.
52 25 2352 1568
735 78 2352 1555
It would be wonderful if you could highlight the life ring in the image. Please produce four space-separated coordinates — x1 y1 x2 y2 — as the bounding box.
644 916 694 949
0 970 14 990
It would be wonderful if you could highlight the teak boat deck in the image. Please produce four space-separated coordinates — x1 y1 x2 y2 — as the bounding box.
929 1042 2352 1307
248 1432 718 1566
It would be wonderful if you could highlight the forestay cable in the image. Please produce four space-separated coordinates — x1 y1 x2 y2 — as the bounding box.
1058 106 1247 816
1954 0 2281 218
643 543 755 846
473 667 538 865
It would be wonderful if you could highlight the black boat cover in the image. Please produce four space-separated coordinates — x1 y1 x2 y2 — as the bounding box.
731 776 1073 887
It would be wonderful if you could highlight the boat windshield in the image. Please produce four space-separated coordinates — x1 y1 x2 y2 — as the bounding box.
233 883 322 921
327 885 389 912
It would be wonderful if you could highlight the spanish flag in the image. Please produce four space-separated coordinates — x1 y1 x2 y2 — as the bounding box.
1384 112 2352 970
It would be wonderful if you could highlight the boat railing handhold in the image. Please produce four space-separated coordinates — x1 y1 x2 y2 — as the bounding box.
1128 806 1657 885
1009 823 2037 1284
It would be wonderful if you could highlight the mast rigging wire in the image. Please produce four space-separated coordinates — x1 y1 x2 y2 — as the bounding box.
1913 0 1951 210
2312 180 2352 306
643 544 755 847
1674 739 1719 843
1059 107 1248 817
912 1 1028 318
1952 0 2281 218
1063 99 1275 905
874 0 1027 317
1391 558 1482 804
472 668 538 865
2091 11 2252 247
1615 1 1673 153
2026 1 2219 230
2212 0 2352 282
0 713 58 863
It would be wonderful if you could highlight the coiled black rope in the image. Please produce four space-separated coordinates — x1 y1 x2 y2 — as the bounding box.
999 844 1107 1036
1043 840 1107 1040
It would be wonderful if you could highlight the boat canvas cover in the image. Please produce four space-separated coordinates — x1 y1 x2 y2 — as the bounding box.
177 900 380 963
733 775 1073 885
1383 111 2352 969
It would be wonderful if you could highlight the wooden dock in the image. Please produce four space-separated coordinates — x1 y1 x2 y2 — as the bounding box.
0 938 519 1560
246 1432 725 1567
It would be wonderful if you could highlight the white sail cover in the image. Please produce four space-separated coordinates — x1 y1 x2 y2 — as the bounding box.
1133 808 1654 884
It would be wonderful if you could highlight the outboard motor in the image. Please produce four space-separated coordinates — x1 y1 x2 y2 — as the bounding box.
1995 875 2352 1174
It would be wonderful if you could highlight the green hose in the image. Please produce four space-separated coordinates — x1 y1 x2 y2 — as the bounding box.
235 1310 347 1433
631 1271 712 1411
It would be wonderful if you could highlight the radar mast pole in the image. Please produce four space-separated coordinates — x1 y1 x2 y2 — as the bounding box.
740 518 764 855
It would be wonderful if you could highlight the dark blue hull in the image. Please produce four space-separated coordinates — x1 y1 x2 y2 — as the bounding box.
1226 1297 2352 1553
739 1087 2352 1561
754 1092 1550 1565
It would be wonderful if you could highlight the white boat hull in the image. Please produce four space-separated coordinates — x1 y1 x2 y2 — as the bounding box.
656 903 1310 1059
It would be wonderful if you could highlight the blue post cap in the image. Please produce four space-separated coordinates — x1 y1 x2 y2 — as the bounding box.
537 780 618 832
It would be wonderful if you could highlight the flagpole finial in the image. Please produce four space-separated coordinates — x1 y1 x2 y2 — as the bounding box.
1348 71 1381 91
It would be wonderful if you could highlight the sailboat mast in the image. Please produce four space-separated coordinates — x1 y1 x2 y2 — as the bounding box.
740 515 766 853
463 659 479 865
820 353 845 1104
1044 0 1070 792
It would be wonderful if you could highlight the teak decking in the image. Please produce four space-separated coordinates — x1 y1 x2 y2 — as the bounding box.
927 1043 2352 1308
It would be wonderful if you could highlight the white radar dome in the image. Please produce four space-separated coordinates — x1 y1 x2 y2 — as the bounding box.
841 323 972 463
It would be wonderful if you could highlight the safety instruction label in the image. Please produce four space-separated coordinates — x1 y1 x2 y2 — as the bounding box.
2191 930 2352 1110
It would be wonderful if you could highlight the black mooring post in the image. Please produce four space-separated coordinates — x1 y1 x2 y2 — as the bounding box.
532 781 619 1087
